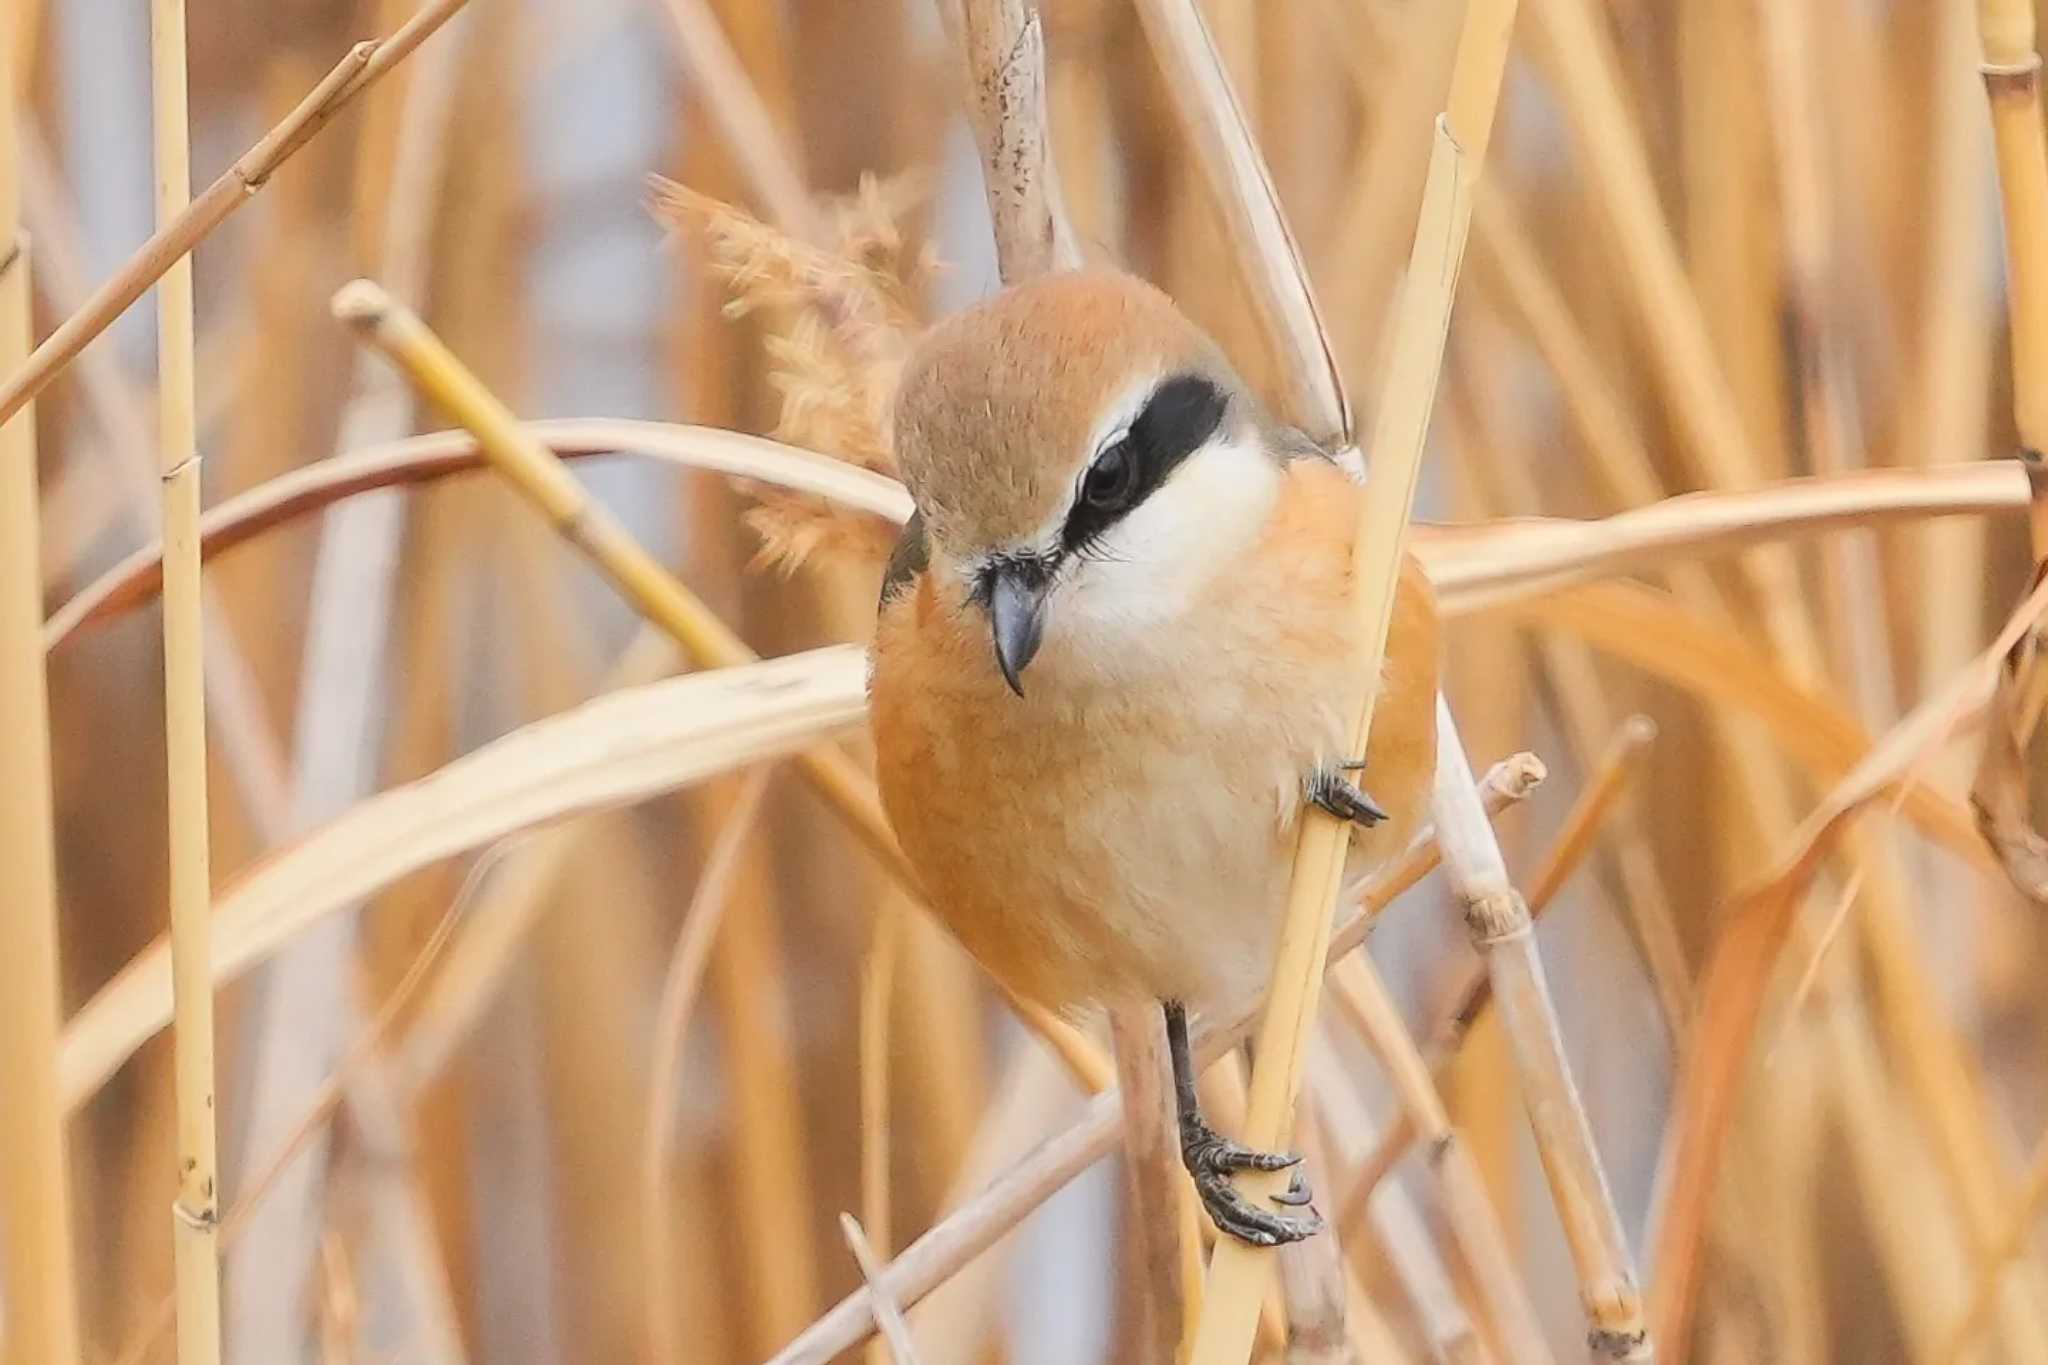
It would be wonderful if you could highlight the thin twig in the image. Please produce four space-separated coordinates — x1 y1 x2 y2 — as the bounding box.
0 0 471 427
766 757 1542 1364
645 767 774 1365
841 1214 929 1365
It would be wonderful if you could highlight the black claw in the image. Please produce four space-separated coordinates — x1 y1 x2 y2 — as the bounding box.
1271 1171 1316 1207
1192 1170 1324 1245
1181 1120 1324 1245
1307 767 1388 827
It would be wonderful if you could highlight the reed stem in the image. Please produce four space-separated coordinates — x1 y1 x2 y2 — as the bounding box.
0 17 82 1365
151 0 223 1358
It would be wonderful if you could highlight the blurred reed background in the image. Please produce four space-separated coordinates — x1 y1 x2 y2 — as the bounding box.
8 0 2048 1361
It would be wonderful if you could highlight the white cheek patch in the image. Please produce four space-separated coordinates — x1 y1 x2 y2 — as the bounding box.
1053 435 1279 635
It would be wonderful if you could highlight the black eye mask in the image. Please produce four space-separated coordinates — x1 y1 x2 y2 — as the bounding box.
1060 373 1229 555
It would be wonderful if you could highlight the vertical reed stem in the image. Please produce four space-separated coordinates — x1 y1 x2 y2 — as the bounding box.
0 16 83 1365
1979 0 2048 558
152 0 223 1357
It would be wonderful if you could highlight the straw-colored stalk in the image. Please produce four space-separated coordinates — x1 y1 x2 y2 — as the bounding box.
644 766 773 1365
860 894 905 1365
328 280 1111 1093
1430 699 1651 1360
331 281 901 871
106 867 474 1365
0 0 472 426
1336 716 1652 1235
1183 0 1518 1357
840 1214 926 1365
151 0 223 1357
1979 0 2048 511
956 0 1081 279
768 758 1543 1364
1324 956 1554 1365
0 17 82 1365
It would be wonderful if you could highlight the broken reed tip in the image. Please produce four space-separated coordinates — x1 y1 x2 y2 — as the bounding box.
329 278 391 327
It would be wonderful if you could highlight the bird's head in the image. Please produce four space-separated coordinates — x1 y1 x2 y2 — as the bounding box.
891 269 1287 695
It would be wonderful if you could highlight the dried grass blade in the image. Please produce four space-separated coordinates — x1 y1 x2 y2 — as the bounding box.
44 418 911 648
1651 566 2048 1350
56 645 869 1112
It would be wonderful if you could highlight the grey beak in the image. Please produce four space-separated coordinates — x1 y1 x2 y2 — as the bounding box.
987 566 1049 696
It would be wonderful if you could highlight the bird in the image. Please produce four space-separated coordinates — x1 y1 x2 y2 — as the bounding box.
868 267 1440 1245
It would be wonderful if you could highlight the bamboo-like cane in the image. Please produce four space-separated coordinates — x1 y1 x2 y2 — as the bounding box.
151 0 223 1358
0 0 470 428
326 283 1116 1097
1433 699 1651 1360
1979 0 2048 526
0 18 82 1365
1183 0 1519 1358
767 759 1543 1365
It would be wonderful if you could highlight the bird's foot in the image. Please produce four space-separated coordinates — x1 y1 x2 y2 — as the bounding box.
1180 1119 1323 1246
1307 763 1388 827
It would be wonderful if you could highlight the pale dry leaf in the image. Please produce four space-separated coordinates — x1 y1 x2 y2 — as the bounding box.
58 645 869 1111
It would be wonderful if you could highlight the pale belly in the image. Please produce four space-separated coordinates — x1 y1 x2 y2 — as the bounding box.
874 653 1365 1018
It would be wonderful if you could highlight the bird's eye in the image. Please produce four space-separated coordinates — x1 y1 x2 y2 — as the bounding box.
1082 441 1136 509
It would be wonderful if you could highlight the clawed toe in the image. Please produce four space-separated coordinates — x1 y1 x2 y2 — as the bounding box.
1307 766 1388 826
1182 1123 1323 1244
1192 1170 1324 1245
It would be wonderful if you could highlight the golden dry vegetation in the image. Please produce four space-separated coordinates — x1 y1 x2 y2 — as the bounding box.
6 1 2048 1363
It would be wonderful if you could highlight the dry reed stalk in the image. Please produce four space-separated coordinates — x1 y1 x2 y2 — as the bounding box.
1304 1051 1486 1365
58 646 870 1108
150 0 223 1355
1526 0 1823 683
1337 715 1652 1238
1495 584 1986 861
228 19 470 1351
860 893 905 1365
1431 700 1651 1360
840 1215 926 1365
768 759 1542 1364
14 124 295 836
1107 1004 1190 1363
1651 567 2048 1351
657 0 817 239
49 426 2040 653
1756 0 1895 720
1271 1104 1352 1365
328 293 1111 1098
1323 957 1554 1365
0 19 81 1365
957 0 1081 279
1447 318 1695 1033
106 863 476 1365
1178 0 1516 1355
1940 1125 2048 1362
0 0 471 426
1131 0 1345 444
44 418 910 643
644 766 773 1365
1979 0 2048 486
331 282 907 873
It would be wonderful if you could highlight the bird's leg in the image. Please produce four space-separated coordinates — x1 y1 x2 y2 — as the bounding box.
1163 1001 1323 1246
1306 760 1388 827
